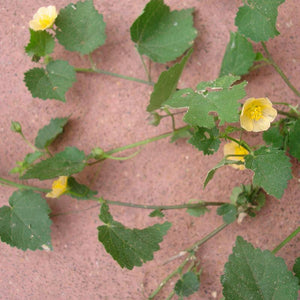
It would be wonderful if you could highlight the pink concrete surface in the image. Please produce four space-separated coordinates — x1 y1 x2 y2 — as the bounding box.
0 0 299 299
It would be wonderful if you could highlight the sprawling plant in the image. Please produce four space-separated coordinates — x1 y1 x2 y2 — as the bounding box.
1 0 299 298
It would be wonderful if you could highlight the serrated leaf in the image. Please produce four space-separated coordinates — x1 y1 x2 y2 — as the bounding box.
186 200 209 217
170 127 192 143
235 0 285 42
149 209 164 218
245 147 292 199
196 75 241 91
67 176 97 200
263 126 284 148
0 190 52 251
221 236 299 300
35 117 69 149
21 147 86 180
130 0 197 63
25 29 55 61
204 158 244 188
98 203 171 269
10 151 44 176
147 48 193 112
293 257 300 284
217 204 237 224
55 0 106 55
188 126 220 155
288 119 300 161
24 60 76 102
174 271 200 297
165 76 247 128
220 31 256 76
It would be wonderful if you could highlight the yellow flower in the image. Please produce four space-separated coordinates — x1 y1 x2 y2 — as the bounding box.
240 97 277 132
29 6 58 31
46 176 68 198
223 141 249 170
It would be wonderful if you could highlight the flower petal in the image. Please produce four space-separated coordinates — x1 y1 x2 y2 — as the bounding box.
240 113 254 131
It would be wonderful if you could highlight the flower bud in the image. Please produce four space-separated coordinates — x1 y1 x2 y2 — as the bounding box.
11 121 22 133
91 147 105 159
147 112 161 126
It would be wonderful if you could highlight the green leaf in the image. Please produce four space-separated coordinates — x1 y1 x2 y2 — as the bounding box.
288 119 300 161
174 271 200 297
97 203 171 269
21 147 86 180
25 29 55 61
220 31 256 76
24 60 76 102
130 0 197 63
55 0 106 55
67 177 97 200
293 257 300 284
186 200 209 217
165 76 247 128
188 126 220 155
0 190 52 251
221 236 299 300
204 158 244 188
170 127 192 143
235 0 285 42
263 126 284 148
149 209 165 218
245 147 292 199
147 48 193 112
10 151 44 176
35 117 69 149
217 204 237 224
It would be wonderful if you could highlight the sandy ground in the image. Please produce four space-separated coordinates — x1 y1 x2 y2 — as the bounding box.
0 0 299 299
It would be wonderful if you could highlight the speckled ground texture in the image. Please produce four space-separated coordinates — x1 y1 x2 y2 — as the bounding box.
0 0 299 299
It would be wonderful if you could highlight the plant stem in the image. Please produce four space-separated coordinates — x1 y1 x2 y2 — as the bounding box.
103 198 225 210
165 290 175 300
249 61 270 72
224 135 252 153
0 177 50 193
148 223 229 299
0 175 225 212
48 199 225 217
19 132 40 152
88 54 96 70
277 109 300 119
164 261 196 300
148 256 193 299
89 127 189 166
273 102 292 106
45 147 53 157
185 223 229 252
160 111 186 119
261 42 300 98
75 67 154 86
105 129 183 156
50 203 101 217
272 226 300 254
164 108 176 131
139 53 152 82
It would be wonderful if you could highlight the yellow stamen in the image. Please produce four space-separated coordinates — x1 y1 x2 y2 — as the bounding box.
249 105 262 120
